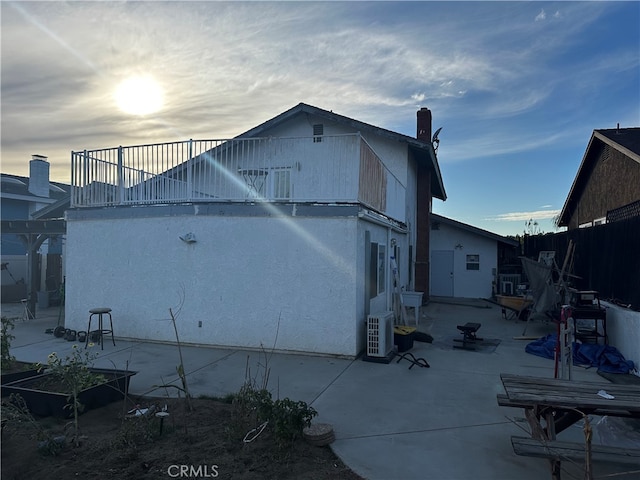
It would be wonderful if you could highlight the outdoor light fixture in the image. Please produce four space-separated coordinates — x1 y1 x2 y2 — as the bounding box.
455 243 463 250
179 232 197 243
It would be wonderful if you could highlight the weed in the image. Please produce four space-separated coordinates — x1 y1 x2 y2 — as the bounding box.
44 346 105 446
1 316 16 369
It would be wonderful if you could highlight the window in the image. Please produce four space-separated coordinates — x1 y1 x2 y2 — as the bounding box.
313 124 323 143
271 168 291 199
378 244 386 294
369 242 386 297
466 254 480 271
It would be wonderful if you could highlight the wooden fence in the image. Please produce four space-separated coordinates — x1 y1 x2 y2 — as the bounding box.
523 216 640 311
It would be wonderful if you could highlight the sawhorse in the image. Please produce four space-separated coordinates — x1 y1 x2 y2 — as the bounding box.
454 322 482 350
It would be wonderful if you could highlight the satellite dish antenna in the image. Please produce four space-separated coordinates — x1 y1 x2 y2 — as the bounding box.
432 127 442 152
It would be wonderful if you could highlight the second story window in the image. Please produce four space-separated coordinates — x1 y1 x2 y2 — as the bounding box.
313 124 323 143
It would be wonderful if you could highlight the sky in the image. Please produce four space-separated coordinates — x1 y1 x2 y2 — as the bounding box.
1 1 639 237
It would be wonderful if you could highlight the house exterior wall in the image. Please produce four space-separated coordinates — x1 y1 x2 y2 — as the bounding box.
252 115 410 224
63 106 435 356
568 145 640 229
430 223 497 298
604 302 640 370
65 205 366 357
2 198 31 256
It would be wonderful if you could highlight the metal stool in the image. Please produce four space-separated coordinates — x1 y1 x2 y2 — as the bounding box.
21 298 34 321
85 308 115 350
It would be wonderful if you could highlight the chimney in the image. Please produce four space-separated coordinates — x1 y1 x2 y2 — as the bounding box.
417 107 432 142
28 154 50 198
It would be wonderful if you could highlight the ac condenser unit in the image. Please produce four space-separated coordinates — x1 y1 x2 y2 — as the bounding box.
367 311 395 357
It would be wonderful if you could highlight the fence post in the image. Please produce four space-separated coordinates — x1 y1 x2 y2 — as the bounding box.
70 152 76 207
187 139 193 200
83 149 88 206
118 146 124 205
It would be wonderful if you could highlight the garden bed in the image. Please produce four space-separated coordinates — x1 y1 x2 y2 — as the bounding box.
1 396 364 479
1 361 41 393
2 368 137 417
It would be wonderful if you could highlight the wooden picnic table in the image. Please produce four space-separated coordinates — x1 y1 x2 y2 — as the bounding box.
497 373 640 479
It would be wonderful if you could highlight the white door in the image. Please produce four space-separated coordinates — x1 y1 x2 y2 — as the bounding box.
431 250 454 296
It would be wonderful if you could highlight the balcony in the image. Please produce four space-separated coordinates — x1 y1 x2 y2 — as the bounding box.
71 134 406 221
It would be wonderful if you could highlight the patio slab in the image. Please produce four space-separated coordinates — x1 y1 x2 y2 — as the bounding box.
1 299 633 480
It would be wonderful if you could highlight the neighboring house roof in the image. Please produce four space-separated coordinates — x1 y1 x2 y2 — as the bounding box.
0 173 70 203
237 103 447 201
430 213 519 247
558 127 640 226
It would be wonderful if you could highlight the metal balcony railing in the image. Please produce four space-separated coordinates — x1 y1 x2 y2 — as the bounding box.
71 134 405 220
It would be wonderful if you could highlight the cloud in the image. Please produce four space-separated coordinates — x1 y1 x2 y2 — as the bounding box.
535 9 547 22
486 210 561 222
1 0 636 184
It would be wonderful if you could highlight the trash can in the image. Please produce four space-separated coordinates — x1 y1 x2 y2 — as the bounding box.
394 326 416 352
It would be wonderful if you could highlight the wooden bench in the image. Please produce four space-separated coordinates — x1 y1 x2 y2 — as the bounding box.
511 436 640 466
454 322 482 350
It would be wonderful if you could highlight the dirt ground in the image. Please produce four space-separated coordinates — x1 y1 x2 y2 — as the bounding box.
1 395 364 480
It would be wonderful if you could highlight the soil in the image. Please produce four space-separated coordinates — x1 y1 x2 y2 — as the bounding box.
1 395 364 480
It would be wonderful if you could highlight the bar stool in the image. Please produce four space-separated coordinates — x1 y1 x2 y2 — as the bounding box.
85 307 115 350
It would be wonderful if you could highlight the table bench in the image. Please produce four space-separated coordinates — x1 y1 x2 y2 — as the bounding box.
510 436 640 466
497 373 640 479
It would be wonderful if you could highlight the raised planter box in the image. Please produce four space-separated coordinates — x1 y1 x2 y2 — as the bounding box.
2 368 137 417
1 362 41 395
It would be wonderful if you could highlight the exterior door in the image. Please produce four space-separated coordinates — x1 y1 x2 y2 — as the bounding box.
431 250 454 296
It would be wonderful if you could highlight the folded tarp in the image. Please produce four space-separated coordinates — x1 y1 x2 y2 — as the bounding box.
525 334 635 374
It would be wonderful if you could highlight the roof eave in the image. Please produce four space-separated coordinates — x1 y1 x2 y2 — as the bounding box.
558 131 597 226
430 213 518 246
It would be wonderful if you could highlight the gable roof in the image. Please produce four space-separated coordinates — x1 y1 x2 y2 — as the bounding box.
236 103 446 201
0 173 70 202
558 127 640 226
430 213 519 247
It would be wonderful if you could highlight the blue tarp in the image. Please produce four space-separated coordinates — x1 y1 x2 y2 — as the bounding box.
525 334 635 374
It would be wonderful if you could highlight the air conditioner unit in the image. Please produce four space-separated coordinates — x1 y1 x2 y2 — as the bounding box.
367 311 394 357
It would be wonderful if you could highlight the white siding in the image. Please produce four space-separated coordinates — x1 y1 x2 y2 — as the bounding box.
604 302 640 368
65 213 361 356
430 223 497 298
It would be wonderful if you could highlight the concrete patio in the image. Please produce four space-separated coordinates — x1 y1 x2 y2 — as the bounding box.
1 298 636 480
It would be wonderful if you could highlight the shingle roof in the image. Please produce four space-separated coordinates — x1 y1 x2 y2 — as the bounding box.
0 173 70 200
595 127 640 161
558 127 640 226
430 213 519 246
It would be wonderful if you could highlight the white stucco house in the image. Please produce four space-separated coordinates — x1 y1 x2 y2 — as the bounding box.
64 103 446 357
429 213 519 299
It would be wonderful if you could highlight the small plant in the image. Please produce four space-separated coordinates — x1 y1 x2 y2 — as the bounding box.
229 382 317 450
44 345 105 446
271 397 317 448
1 315 17 369
169 306 193 412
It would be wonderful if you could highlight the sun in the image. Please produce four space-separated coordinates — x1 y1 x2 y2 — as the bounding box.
115 75 164 115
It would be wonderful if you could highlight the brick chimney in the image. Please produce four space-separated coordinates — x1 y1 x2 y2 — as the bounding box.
417 107 432 142
415 108 432 298
28 154 50 198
